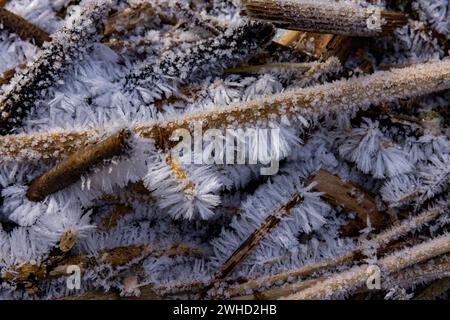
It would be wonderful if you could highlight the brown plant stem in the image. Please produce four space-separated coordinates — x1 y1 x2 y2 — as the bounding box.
282 234 450 299
26 129 131 202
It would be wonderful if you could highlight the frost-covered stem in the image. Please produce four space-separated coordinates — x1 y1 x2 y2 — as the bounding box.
242 0 408 37
165 154 194 191
26 129 131 202
1 60 449 162
282 234 450 299
0 8 51 46
48 243 203 278
0 0 111 135
2 243 201 285
353 255 450 296
202 194 304 297
275 30 302 47
238 255 450 300
223 205 447 298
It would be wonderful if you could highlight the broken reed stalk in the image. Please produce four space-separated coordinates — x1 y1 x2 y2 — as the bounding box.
26 129 131 202
282 233 450 299
1 60 449 162
242 0 408 37
0 8 51 46
201 194 304 297
222 204 448 298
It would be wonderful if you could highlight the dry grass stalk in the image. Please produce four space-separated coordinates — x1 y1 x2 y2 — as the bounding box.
222 205 447 298
282 234 450 299
26 129 131 202
224 60 332 75
242 0 408 37
0 7 51 46
225 255 450 300
2 60 449 163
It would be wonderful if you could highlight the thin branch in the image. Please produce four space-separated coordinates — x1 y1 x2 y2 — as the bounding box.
222 204 448 298
201 194 304 297
1 60 448 162
242 0 408 37
282 233 450 299
26 129 131 202
0 0 111 135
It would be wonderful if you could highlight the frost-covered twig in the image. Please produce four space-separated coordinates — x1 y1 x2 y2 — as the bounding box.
1 60 449 162
242 0 408 37
203 193 304 296
1 230 77 289
26 129 131 202
224 59 341 76
223 203 448 298
0 7 51 46
415 277 450 300
103 1 175 38
0 0 111 135
48 243 203 278
282 233 450 299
